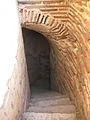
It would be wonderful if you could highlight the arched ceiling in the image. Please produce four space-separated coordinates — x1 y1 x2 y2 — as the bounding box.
18 1 90 120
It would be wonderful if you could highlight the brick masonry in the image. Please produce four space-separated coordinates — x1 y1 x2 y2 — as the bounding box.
0 0 90 120
18 1 90 120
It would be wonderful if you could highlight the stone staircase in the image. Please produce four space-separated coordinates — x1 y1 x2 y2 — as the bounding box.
22 89 77 120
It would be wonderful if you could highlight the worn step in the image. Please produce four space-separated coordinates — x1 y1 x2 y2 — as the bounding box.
22 89 76 120
31 88 61 96
27 105 76 113
31 91 68 101
23 112 76 120
30 97 71 106
32 91 61 97
31 94 68 102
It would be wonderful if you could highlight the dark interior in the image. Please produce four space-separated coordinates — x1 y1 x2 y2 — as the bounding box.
22 28 51 94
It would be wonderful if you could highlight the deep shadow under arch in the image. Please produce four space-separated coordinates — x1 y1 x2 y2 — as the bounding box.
22 28 51 95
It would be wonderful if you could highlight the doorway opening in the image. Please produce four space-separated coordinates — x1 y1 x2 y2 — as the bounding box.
22 28 77 120
22 28 51 96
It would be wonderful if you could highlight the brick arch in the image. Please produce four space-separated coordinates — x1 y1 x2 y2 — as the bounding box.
20 8 68 42
20 8 70 92
19 6 90 120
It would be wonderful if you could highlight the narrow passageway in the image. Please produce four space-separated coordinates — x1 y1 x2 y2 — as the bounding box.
22 28 51 95
22 28 77 120
0 1 90 120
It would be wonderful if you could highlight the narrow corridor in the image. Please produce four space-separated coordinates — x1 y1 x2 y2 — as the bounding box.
0 1 90 120
22 28 77 120
22 28 50 92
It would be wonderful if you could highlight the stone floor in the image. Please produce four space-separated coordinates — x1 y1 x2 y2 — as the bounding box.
22 87 77 120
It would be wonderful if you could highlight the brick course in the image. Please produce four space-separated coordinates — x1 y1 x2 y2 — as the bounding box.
19 1 90 120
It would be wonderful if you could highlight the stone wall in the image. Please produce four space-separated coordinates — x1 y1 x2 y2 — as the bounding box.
0 1 30 120
0 28 30 120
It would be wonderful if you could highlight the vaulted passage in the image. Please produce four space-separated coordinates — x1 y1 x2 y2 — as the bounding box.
0 1 90 120
22 28 51 93
22 28 77 120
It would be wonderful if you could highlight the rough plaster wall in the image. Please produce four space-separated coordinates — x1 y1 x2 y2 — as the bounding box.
22 28 50 90
0 28 30 120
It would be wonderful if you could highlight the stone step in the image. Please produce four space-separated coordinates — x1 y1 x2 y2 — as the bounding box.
31 88 61 96
23 112 76 120
31 94 68 102
27 105 76 113
32 90 61 96
23 89 76 120
30 97 71 106
31 91 68 101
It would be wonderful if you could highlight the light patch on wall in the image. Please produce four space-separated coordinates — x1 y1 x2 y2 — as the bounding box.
0 0 19 107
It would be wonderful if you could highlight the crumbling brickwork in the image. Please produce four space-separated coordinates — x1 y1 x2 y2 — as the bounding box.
19 0 90 120
0 0 90 120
